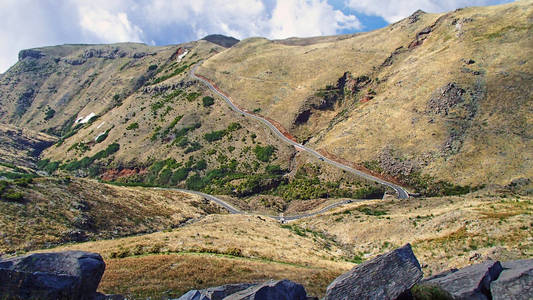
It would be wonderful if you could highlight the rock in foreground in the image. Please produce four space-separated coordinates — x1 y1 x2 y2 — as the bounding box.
178 280 307 300
0 251 105 300
324 243 422 300
422 260 503 300
491 259 533 300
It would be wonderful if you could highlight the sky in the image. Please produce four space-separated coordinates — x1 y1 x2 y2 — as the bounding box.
0 0 514 73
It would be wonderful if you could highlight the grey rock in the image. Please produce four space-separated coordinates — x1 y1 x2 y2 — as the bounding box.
491 259 533 300
0 251 105 300
423 260 503 300
177 283 255 300
324 243 422 300
426 82 466 115
19 49 44 60
178 290 211 300
225 279 307 300
204 283 256 299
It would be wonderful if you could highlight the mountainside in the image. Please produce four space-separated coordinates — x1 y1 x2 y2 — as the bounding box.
0 38 382 210
197 0 533 190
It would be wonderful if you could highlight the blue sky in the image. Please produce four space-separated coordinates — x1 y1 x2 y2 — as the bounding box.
0 0 514 73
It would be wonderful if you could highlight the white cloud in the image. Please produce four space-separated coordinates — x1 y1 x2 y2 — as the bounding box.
269 0 361 38
142 0 269 39
345 0 514 22
76 3 143 43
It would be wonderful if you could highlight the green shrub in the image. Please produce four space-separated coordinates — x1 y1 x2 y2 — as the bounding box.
202 96 214 107
44 108 55 121
186 174 206 190
227 122 242 132
159 168 173 185
4 192 23 202
266 165 283 175
186 92 200 102
253 145 276 162
14 177 32 187
95 130 109 143
126 122 139 130
204 130 226 142
0 180 8 194
185 142 202 153
194 160 207 170
148 64 158 71
171 168 190 184
356 206 387 216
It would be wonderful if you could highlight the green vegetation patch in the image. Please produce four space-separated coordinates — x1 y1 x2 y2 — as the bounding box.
202 96 214 107
61 143 120 172
126 122 139 130
253 145 276 162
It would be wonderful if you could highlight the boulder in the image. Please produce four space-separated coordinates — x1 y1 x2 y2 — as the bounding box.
324 243 422 300
225 279 307 300
177 283 255 300
491 259 533 300
422 260 503 300
0 251 105 300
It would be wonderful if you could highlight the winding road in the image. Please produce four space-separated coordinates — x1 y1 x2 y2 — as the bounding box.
189 64 410 199
159 187 359 222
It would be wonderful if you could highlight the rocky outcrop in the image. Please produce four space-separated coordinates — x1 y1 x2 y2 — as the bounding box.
422 260 503 299
491 259 533 300
324 243 422 299
18 49 45 60
202 34 240 48
426 82 466 115
0 251 106 300
177 280 307 300
378 147 420 177
408 10 426 24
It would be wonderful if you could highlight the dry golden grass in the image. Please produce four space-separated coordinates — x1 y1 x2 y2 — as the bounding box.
0 177 222 253
295 189 532 276
34 213 353 298
42 214 351 269
98 254 342 298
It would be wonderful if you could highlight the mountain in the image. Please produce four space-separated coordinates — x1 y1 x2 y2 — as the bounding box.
196 0 533 191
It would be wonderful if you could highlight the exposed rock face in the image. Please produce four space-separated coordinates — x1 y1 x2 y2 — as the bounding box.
491 259 533 300
0 251 105 300
0 124 57 169
408 10 426 24
201 34 240 48
324 243 422 300
379 147 419 177
18 49 44 60
426 83 466 115
422 260 503 300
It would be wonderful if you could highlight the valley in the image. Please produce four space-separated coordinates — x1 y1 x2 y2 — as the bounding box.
0 1 531 299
